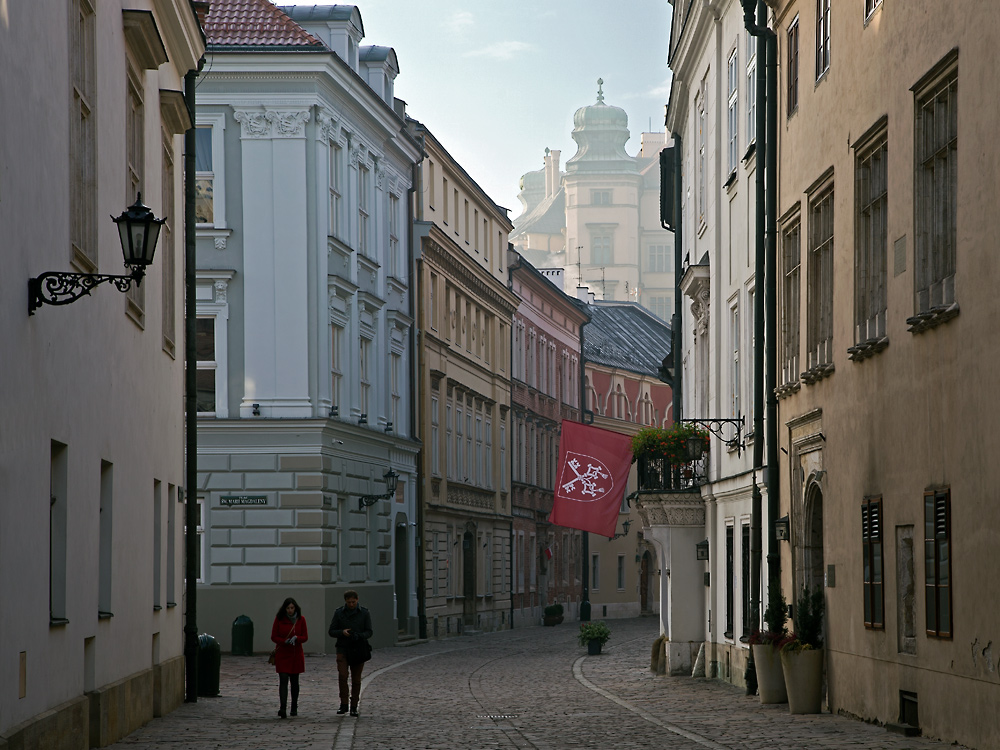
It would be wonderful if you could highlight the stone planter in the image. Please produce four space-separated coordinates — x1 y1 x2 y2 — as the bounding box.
543 615 563 627
587 639 603 655
752 644 787 704
780 648 824 714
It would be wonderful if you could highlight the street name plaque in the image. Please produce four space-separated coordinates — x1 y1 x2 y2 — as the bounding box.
220 495 268 506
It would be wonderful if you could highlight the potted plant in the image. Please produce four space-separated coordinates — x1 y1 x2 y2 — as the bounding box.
749 582 789 704
578 621 612 655
543 603 564 626
631 424 710 489
780 586 826 714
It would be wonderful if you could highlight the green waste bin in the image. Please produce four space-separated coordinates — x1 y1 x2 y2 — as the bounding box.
196 633 221 696
231 615 254 656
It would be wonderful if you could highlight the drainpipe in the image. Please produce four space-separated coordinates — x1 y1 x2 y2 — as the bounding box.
183 59 204 704
579 320 591 622
668 135 683 424
742 0 774 695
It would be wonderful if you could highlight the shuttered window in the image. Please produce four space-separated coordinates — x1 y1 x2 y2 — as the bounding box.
862 498 884 629
924 489 952 638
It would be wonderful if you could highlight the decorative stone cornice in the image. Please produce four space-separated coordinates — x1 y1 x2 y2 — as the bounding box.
317 110 342 142
423 236 519 317
233 109 310 139
633 491 705 528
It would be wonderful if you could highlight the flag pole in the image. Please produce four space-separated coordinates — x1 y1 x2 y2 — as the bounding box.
580 532 591 621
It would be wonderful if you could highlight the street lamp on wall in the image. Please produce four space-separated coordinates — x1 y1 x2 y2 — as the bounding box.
608 518 632 540
28 194 165 314
358 468 398 510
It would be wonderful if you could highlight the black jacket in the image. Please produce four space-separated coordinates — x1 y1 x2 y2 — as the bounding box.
328 605 373 653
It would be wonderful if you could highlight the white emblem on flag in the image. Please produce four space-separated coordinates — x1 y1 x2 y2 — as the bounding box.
559 452 613 502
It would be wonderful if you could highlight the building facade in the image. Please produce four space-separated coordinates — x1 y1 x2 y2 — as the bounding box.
508 254 591 627
193 1 422 650
771 1 1000 747
511 86 675 322
664 0 766 685
0 1 203 746
409 123 520 637
581 300 671 621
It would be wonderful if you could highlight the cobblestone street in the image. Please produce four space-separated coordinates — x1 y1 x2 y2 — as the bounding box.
110 618 967 750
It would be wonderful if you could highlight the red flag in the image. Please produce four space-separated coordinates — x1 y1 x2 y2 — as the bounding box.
549 420 633 537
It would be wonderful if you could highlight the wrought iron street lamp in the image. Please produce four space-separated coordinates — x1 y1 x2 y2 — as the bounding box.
358 468 398 509
29 193 165 314
609 518 632 540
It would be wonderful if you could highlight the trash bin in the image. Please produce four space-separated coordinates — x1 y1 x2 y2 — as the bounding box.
197 633 221 697
231 615 254 656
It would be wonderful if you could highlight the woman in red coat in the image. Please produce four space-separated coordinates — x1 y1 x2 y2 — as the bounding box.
271 597 308 718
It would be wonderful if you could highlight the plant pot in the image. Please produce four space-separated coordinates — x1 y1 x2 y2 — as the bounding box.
752 644 787 704
780 648 824 714
543 615 563 626
587 639 603 655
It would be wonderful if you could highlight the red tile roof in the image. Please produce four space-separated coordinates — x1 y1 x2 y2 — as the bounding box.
204 0 326 48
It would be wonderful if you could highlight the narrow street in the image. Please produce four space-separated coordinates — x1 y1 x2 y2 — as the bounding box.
111 618 965 750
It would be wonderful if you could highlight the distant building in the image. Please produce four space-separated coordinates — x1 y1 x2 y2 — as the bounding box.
580 298 672 619
193 0 421 650
508 251 591 626
0 1 203 746
407 121 520 637
511 82 675 322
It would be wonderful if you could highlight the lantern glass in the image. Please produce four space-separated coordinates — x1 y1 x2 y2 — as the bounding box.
384 469 399 495
687 434 705 461
113 193 163 269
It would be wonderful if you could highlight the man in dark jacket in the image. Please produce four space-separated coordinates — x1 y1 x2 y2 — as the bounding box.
328 589 373 716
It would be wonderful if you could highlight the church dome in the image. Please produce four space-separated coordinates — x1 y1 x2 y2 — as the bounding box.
565 79 637 174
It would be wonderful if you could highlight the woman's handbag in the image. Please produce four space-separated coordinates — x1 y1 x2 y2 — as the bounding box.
268 620 297 666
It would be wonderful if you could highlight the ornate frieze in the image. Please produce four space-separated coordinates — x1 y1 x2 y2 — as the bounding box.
634 492 706 528
448 485 495 510
233 109 310 138
317 110 342 142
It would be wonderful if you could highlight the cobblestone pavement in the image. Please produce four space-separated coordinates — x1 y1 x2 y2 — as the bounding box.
111 617 968 749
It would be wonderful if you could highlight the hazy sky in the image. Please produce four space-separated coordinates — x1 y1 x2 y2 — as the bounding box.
283 1 674 219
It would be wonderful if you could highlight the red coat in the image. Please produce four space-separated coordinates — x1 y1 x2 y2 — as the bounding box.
271 615 308 674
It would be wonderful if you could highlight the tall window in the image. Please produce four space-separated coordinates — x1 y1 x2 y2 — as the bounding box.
475 415 483 486
331 325 343 414
862 497 884 629
727 48 739 175
787 17 800 115
329 143 343 238
389 194 400 273
592 235 613 265
358 164 370 255
816 0 831 79
195 318 218 414
730 302 741 417
195 126 215 225
70 0 96 270
390 352 401 432
430 396 440 476
98 460 114 616
725 525 735 638
865 0 882 20
485 417 493 489
924 489 952 638
747 32 757 145
649 296 669 322
746 289 755 426
442 177 449 223
807 185 834 370
592 190 611 205
125 62 145 320
741 523 751 637
500 422 507 491
455 405 464 480
359 338 370 418
161 133 176 354
697 91 707 225
50 441 69 622
781 217 801 383
446 404 454 478
855 127 888 344
617 555 626 591
914 59 958 316
591 554 600 590
647 244 668 273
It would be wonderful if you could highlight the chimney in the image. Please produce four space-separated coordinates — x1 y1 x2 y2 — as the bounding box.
544 149 561 198
393 97 407 120
190 1 209 31
576 285 591 303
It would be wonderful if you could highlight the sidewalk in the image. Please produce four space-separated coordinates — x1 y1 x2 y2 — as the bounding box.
110 618 968 749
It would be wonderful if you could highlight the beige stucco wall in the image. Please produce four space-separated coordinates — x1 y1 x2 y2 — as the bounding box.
773 2 1000 747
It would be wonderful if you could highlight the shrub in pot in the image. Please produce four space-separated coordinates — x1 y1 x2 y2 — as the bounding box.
780 587 826 714
543 603 564 626
749 582 789 704
578 621 611 655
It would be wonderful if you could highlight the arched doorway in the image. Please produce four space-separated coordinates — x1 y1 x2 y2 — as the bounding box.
394 519 409 634
804 482 825 595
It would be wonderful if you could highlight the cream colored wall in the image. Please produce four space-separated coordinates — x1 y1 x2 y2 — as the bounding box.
774 2 1000 747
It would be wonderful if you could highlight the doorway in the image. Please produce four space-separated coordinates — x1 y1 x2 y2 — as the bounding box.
462 530 476 626
640 551 652 612
395 520 409 634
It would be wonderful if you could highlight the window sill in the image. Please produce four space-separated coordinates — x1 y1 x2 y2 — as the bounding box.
906 302 959 334
167 602 178 609
800 362 834 386
848 336 889 362
724 170 738 190
98 611 114 620
742 141 756 163
153 605 162 612
50 618 70 628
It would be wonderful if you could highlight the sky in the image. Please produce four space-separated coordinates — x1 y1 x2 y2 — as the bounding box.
283 1 674 220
